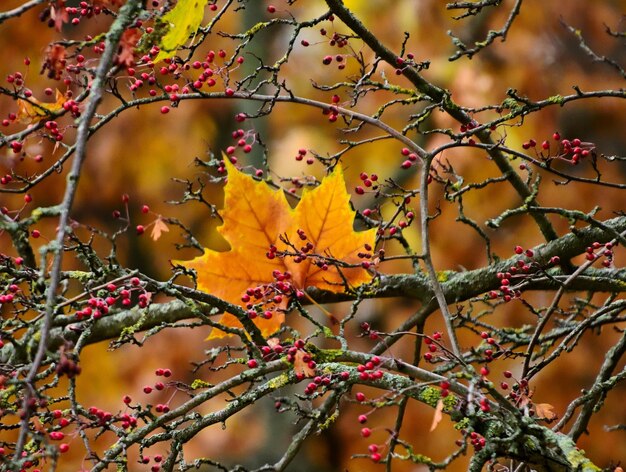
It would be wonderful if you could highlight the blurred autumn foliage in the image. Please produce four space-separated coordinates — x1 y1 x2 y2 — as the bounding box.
1 0 626 471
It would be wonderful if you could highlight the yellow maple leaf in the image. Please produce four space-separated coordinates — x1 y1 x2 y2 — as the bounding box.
283 165 376 291
17 89 66 124
177 158 376 339
152 0 208 64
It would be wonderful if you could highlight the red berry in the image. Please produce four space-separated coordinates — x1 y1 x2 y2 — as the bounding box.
136 225 145 235
160 106 170 114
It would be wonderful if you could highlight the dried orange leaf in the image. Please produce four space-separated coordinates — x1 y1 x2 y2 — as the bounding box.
293 350 315 378
429 399 444 432
42 44 66 80
534 403 558 422
150 218 169 241
116 28 142 67
50 4 69 32
266 337 281 349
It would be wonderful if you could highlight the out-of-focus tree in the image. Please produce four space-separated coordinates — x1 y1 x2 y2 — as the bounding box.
1 1 626 471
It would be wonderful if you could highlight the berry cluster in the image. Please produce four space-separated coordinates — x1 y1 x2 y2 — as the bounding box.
303 373 334 396
422 331 444 362
355 171 379 195
74 277 150 320
359 321 380 340
488 246 559 303
584 241 615 267
0 283 19 305
242 269 301 320
355 356 384 381
319 25 352 70
400 146 419 169
522 132 595 166
139 453 164 472
225 128 257 157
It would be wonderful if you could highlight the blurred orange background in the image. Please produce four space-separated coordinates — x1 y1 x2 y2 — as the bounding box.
1 0 625 470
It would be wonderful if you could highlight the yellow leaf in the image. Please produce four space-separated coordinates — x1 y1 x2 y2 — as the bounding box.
284 165 377 292
17 89 66 124
176 158 376 339
152 0 209 64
